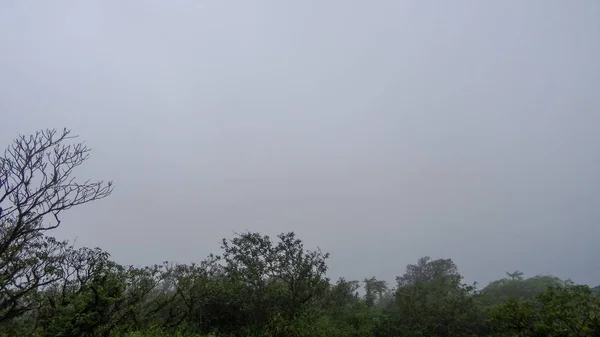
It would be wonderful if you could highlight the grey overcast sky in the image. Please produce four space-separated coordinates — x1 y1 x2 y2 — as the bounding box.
1 1 599 288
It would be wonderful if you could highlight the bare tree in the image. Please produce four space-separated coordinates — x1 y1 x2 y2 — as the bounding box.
0 128 113 322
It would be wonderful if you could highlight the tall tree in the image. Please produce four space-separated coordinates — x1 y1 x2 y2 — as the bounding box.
221 231 330 323
392 257 482 337
363 277 388 307
0 129 113 322
396 256 460 288
329 278 360 306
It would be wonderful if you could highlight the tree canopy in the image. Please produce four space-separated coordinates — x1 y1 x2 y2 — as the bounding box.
1 129 598 337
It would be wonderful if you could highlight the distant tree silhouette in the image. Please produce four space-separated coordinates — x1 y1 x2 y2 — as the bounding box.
505 270 524 281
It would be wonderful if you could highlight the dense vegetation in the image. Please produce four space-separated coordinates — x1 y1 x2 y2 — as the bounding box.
1 129 599 337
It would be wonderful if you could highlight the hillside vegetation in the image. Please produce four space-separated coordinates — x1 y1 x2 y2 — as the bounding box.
2 129 599 337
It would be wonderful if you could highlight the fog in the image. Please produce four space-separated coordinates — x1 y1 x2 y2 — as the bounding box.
1 1 599 288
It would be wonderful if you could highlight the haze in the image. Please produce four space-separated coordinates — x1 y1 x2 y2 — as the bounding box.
1 1 599 288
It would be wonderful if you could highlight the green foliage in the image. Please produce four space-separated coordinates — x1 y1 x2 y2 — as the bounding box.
2 237 598 337
478 274 573 308
363 277 388 307
119 328 215 337
389 257 483 337
2 129 600 337
490 284 600 336
221 231 330 325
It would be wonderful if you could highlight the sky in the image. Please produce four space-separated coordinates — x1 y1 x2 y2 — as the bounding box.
1 1 599 288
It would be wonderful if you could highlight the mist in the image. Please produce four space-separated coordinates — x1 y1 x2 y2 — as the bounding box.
1 0 599 289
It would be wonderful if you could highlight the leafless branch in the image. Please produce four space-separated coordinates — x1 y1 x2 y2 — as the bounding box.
0 128 113 322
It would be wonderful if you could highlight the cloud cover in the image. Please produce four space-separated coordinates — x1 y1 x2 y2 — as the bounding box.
1 1 599 288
